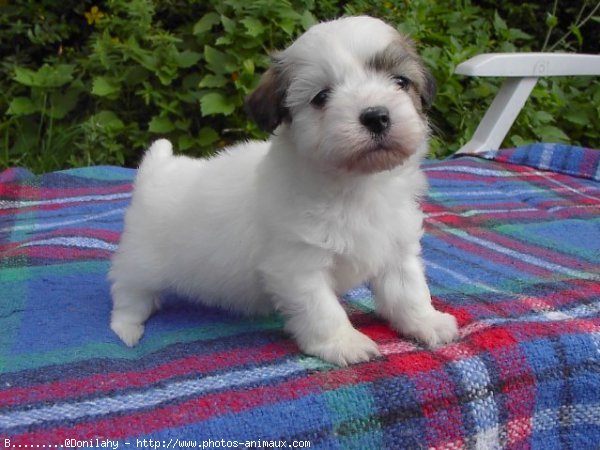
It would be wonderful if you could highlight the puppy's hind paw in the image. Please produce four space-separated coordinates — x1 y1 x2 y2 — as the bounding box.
301 327 380 367
111 320 145 347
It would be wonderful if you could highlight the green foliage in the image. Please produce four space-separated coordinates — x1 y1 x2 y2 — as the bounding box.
1 0 321 170
1 0 598 172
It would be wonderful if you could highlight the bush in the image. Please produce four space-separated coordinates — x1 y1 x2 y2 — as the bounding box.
1 0 598 172
1 0 324 171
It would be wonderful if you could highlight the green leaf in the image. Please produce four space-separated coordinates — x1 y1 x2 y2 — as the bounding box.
563 108 589 126
546 13 558 28
92 76 120 97
537 125 569 143
569 24 583 47
7 97 37 116
136 52 159 72
215 36 232 46
200 92 235 116
127 42 158 71
148 116 175 133
14 64 74 88
176 90 202 103
242 59 255 75
123 66 149 85
13 67 37 87
221 15 236 34
182 73 202 90
592 86 600 104
156 65 178 86
178 135 196 150
93 110 125 131
174 118 191 130
204 46 237 74
532 111 553 124
198 127 220 146
280 18 297 36
47 90 80 119
241 17 265 37
193 12 220 35
493 11 507 32
510 135 527 147
174 50 202 68
300 11 317 30
278 9 303 21
508 28 533 41
199 74 228 88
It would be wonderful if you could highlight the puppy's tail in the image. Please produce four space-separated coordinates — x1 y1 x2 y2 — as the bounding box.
145 139 173 161
136 139 174 181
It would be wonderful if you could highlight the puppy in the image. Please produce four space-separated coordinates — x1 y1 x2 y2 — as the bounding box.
109 16 458 366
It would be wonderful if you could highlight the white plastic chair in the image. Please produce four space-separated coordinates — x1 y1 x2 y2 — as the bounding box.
455 53 600 154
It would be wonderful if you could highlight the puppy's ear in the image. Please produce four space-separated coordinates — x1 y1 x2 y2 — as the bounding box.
244 55 290 133
421 69 437 108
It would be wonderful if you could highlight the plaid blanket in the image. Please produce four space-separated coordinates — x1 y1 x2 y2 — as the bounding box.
1 143 599 449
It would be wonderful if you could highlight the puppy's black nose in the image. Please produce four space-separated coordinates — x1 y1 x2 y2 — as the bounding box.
359 106 390 135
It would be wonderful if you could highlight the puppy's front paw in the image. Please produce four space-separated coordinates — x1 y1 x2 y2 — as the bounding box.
111 320 145 347
300 327 380 367
401 310 458 348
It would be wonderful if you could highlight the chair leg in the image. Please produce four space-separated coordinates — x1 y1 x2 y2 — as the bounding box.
456 77 538 154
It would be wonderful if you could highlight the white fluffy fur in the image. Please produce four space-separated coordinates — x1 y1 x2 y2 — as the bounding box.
109 16 458 366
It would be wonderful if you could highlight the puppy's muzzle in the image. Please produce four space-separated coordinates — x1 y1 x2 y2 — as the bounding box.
360 106 390 135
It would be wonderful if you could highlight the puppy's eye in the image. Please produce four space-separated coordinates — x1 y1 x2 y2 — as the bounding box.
311 89 331 107
393 76 411 90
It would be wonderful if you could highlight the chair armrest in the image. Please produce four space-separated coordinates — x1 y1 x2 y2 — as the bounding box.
454 53 600 154
456 53 600 77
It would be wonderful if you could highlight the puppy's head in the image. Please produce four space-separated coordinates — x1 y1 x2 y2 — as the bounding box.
245 16 436 174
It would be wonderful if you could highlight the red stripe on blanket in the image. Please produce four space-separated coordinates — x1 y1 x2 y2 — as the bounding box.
473 227 597 272
0 183 131 200
9 375 320 444
494 280 600 317
0 246 111 260
0 341 296 408
426 223 555 278
414 369 465 449
7 322 598 443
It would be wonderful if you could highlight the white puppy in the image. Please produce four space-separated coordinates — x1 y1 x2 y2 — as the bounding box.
109 16 458 366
